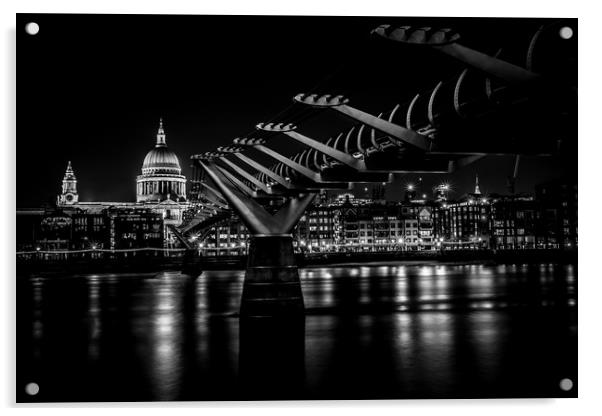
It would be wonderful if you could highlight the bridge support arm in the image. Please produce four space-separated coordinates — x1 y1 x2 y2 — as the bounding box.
199 181 229 208
332 104 431 151
197 160 315 318
199 160 278 234
255 145 321 182
283 131 366 171
215 165 258 197
436 43 540 85
234 153 296 189
272 193 317 234
372 24 539 85
219 157 273 194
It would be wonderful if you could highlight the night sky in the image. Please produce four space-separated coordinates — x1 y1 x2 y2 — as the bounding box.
17 14 576 207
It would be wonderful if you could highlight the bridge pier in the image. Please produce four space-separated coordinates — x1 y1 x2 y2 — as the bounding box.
242 234 304 317
197 159 314 318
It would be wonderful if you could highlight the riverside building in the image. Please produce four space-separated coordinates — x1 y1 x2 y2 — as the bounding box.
17 119 188 251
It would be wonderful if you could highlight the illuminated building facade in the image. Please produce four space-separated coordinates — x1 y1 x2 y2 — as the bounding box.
15 119 190 250
488 195 538 249
185 175 577 254
136 118 187 203
534 179 578 249
433 198 491 249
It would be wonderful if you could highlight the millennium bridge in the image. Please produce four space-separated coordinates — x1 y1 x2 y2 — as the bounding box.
174 21 576 318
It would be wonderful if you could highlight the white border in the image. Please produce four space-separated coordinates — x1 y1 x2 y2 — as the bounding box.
2 1 600 414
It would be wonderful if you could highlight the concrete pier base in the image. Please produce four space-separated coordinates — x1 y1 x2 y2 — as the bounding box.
240 234 305 317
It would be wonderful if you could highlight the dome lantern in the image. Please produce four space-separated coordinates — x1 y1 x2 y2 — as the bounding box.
156 117 167 147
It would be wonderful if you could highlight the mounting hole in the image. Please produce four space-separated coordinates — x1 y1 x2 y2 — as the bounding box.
25 22 40 35
559 26 573 40
25 382 39 395
559 378 573 391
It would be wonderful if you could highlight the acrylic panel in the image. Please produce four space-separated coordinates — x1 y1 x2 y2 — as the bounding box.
16 14 577 402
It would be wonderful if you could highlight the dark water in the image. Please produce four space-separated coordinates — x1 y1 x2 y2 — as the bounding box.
17 262 577 402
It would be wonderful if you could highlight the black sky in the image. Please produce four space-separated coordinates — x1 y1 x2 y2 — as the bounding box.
17 14 576 207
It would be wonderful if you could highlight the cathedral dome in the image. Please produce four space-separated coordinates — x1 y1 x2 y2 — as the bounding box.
142 147 181 175
136 118 187 203
140 119 182 175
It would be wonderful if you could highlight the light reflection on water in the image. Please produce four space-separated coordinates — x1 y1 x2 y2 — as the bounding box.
19 262 576 401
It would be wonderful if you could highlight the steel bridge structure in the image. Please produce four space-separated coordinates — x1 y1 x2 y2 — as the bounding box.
179 21 576 318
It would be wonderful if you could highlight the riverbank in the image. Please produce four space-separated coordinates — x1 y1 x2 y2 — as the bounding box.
296 249 577 268
17 249 577 275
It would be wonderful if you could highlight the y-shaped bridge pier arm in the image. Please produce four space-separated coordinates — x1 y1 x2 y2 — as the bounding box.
272 193 317 234
198 159 317 318
199 160 278 234
199 160 318 236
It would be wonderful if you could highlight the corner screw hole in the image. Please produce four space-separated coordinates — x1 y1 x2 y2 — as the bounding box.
559 26 573 40
559 378 573 391
25 382 39 395
25 22 39 35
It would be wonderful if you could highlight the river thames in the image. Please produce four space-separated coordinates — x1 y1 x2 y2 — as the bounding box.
17 262 577 402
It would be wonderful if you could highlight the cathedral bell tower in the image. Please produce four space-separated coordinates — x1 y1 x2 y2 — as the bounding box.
58 161 79 205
